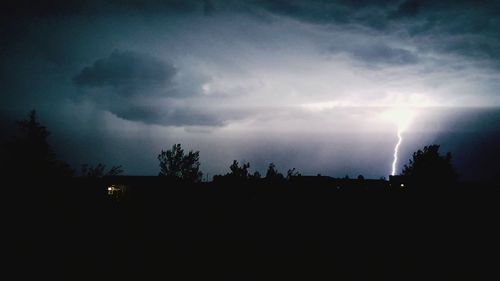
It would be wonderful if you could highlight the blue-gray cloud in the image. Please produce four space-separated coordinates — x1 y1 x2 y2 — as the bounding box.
251 0 500 65
328 43 419 65
73 50 176 93
73 50 234 127
113 104 226 127
1 0 208 18
2 0 500 180
352 44 417 65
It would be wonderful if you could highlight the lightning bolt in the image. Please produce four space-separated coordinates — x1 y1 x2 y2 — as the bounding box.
391 126 403 176
383 107 415 177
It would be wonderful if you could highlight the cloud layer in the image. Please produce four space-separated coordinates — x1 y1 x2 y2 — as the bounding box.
2 0 500 179
74 50 176 90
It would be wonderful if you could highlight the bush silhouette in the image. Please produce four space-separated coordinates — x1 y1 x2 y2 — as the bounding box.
228 160 251 180
212 160 263 182
265 162 284 181
158 143 202 182
81 163 123 178
250 170 262 180
286 168 301 180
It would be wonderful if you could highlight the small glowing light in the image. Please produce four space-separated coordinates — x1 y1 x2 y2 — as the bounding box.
400 183 405 187
107 185 119 195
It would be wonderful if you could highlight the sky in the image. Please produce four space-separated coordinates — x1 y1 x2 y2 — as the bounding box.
1 0 500 180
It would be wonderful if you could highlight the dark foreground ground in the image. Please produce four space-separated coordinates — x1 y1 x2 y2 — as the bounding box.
6 178 500 280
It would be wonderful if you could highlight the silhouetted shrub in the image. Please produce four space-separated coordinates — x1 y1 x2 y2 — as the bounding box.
158 143 202 182
265 162 284 181
81 163 123 178
286 168 301 180
250 171 262 180
229 160 251 179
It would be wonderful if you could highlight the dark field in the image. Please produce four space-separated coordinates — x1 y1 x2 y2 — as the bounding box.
7 178 500 280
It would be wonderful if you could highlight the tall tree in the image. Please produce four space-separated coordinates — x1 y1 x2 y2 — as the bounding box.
402 144 456 185
158 144 202 182
1 110 73 178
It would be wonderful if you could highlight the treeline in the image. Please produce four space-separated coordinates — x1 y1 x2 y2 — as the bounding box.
1 110 458 186
157 143 301 183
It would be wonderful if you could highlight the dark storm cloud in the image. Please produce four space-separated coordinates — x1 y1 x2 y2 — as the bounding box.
203 0 216 15
390 0 500 65
388 0 499 20
73 50 176 92
1 0 209 18
114 105 226 127
251 0 500 65
251 0 499 29
251 0 397 26
108 99 258 127
388 0 421 18
2 0 500 179
73 50 236 127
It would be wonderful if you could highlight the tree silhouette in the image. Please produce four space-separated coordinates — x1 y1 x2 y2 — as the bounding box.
228 160 251 179
81 163 123 178
1 110 73 178
158 144 202 182
265 162 284 181
286 168 301 180
402 144 456 185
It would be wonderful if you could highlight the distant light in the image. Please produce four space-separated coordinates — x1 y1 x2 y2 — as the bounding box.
400 183 405 187
107 185 119 195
